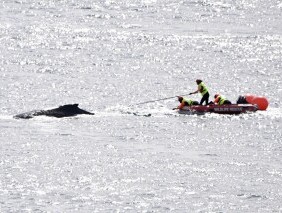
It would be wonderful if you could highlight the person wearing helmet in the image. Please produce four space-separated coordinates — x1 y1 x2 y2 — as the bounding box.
189 79 210 105
214 94 232 105
173 96 199 110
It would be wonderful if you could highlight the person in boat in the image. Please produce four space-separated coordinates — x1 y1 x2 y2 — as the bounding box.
213 94 232 105
189 79 210 105
173 96 199 110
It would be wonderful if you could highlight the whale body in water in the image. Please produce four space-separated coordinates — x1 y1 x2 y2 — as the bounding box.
14 104 94 119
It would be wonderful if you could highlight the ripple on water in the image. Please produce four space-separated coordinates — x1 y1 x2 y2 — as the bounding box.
0 0 282 212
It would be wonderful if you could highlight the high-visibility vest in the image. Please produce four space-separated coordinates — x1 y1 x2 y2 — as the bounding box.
199 82 208 96
218 96 226 105
182 98 193 106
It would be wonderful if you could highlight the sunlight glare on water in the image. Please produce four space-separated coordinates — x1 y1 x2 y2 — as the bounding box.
0 0 282 212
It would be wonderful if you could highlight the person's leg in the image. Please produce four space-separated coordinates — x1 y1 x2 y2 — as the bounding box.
200 97 205 105
204 93 209 105
200 93 209 105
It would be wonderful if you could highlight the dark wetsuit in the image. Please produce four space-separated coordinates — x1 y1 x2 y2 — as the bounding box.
200 92 210 105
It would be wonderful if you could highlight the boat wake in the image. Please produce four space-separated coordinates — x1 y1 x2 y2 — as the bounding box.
256 107 282 119
1 106 281 120
0 115 13 120
101 105 282 120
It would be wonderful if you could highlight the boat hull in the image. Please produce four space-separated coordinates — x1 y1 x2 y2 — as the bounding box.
179 104 258 115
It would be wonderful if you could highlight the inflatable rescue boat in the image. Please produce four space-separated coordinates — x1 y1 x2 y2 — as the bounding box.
178 104 258 115
178 94 268 115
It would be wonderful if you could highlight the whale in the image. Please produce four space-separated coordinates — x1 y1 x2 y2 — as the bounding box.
14 104 94 119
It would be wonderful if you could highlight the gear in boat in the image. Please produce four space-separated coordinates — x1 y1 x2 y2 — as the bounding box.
177 94 268 115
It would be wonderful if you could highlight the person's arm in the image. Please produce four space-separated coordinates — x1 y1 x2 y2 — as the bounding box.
178 102 185 109
189 85 201 95
173 102 185 110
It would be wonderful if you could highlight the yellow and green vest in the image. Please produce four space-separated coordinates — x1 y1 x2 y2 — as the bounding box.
199 82 208 96
182 98 193 106
218 96 226 105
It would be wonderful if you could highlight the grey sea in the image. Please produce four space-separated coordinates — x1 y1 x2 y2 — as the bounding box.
1 0 282 212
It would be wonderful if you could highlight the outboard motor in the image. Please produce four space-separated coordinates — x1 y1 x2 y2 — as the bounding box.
236 95 248 104
237 94 269 110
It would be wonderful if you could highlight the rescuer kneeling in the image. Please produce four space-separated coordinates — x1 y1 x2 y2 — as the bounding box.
173 96 199 110
213 94 232 105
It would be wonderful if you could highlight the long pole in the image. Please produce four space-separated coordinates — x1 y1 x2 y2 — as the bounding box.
132 94 191 106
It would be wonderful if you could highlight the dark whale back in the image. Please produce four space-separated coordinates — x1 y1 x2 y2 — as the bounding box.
14 104 94 119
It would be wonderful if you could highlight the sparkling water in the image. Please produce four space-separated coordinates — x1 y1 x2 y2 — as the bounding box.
1 0 282 212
